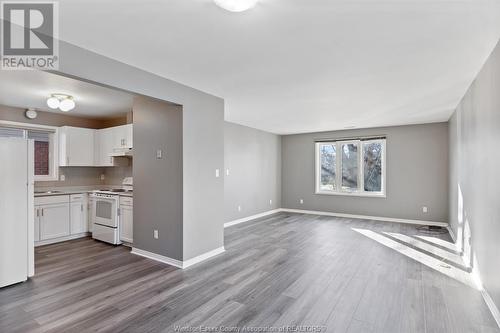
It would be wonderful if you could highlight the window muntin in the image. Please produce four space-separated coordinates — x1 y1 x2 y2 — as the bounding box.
316 139 385 197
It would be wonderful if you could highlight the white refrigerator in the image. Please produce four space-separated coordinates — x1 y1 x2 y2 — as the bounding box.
0 137 34 288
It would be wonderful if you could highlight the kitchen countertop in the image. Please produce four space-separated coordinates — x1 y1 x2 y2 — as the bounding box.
34 186 133 197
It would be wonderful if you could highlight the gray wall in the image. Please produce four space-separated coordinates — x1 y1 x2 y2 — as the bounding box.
449 40 500 311
133 96 183 261
224 122 281 222
56 41 225 261
282 123 449 222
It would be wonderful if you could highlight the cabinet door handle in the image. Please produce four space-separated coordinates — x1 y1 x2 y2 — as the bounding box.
110 157 113 164
41 209 44 217
36 209 39 217
81 204 83 212
66 156 69 165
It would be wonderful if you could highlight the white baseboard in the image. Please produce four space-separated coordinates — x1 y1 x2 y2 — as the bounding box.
280 208 448 227
35 232 90 247
183 246 225 268
131 248 184 268
446 225 457 243
224 209 282 228
131 246 225 269
481 288 500 329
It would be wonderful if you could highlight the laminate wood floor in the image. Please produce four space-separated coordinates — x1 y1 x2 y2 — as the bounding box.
1 213 498 333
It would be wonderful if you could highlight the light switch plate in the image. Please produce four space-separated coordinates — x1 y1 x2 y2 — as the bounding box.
300 199 304 204
215 169 220 178
156 149 163 159
153 230 159 239
100 174 105 181
60 174 65 181
422 206 428 213
226 169 230 176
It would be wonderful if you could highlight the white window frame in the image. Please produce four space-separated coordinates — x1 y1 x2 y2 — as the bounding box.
0 120 59 181
315 138 386 198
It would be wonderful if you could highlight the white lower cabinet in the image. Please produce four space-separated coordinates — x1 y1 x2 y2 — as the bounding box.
35 193 89 246
88 197 94 232
34 207 40 242
70 194 88 235
119 196 133 243
39 203 70 240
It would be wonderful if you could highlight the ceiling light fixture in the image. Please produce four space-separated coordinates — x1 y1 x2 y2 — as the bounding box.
46 94 76 112
214 0 258 12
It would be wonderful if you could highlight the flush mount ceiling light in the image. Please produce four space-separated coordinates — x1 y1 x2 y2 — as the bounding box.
46 94 76 112
214 0 258 12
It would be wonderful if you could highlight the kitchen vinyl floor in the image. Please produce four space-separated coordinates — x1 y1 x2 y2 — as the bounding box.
0 213 498 333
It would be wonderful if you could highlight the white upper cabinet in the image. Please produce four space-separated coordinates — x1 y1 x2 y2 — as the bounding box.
112 124 133 150
59 124 133 167
59 126 95 166
94 127 115 166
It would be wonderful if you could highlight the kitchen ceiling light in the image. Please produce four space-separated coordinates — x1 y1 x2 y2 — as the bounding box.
214 0 258 12
46 96 60 109
59 97 75 112
46 94 76 112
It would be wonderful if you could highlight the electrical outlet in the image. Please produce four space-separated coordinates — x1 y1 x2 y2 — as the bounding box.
100 174 105 181
153 230 159 239
215 169 220 178
422 206 428 213
300 199 304 204
226 169 230 176
60 174 65 181
238 205 242 212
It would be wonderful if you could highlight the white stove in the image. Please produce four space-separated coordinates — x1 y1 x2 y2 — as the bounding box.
90 177 132 245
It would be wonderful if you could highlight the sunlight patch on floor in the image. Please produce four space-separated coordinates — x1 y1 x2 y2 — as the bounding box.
352 228 478 290
415 235 457 252
383 232 465 267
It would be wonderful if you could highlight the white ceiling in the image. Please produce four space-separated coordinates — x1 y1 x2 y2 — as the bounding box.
57 1 500 133
0 70 134 118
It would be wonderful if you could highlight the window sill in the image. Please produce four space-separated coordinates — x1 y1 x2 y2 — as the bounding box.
315 190 386 198
35 176 59 182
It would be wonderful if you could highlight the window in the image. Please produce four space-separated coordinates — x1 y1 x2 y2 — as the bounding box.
0 122 58 181
28 131 52 178
316 138 386 197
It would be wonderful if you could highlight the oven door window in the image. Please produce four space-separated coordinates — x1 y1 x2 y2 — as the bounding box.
96 200 112 219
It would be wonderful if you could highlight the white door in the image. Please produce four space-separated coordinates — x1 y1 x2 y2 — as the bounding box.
112 125 128 149
70 201 86 234
0 138 28 287
40 203 70 240
120 205 133 243
96 128 114 166
88 198 94 232
60 127 95 166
